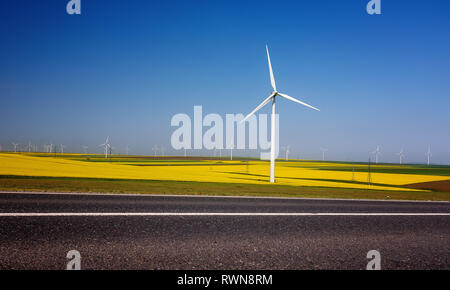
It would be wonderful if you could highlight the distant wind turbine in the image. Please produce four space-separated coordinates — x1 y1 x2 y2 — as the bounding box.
152 145 158 157
125 145 130 156
60 144 66 154
99 136 111 158
320 148 328 161
426 146 432 166
82 145 88 155
397 148 405 165
12 143 19 153
230 144 234 161
27 142 32 153
241 45 320 183
372 146 381 164
285 145 290 161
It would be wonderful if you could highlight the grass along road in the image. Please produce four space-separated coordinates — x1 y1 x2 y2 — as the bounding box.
1 175 449 201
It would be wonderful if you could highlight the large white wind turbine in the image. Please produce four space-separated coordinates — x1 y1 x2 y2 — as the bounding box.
372 146 381 164
99 136 111 159
426 146 432 166
60 144 66 154
397 148 405 165
241 45 320 183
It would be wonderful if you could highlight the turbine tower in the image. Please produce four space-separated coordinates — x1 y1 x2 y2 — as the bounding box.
426 146 432 166
285 145 290 161
60 144 66 154
27 142 32 153
397 148 405 165
152 145 158 157
12 143 19 153
125 145 130 156
241 45 320 183
372 146 381 164
99 136 111 159
320 148 328 161
230 144 234 161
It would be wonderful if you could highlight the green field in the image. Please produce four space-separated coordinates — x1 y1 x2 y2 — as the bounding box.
1 175 449 201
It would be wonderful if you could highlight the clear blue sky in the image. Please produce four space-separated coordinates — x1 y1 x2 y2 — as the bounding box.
1 0 449 163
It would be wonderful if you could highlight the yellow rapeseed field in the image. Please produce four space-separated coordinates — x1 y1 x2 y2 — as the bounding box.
0 153 447 192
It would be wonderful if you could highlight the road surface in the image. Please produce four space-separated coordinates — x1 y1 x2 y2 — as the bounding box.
0 192 448 270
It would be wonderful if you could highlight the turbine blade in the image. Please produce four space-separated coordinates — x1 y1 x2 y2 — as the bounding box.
277 92 320 111
240 93 275 123
266 45 276 91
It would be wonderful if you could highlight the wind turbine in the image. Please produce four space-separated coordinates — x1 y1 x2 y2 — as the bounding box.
152 145 158 157
12 143 19 153
320 148 328 161
372 146 381 164
241 45 320 183
27 142 32 153
229 144 234 161
82 145 88 155
99 136 111 158
125 145 130 156
397 148 405 165
426 146 432 166
60 144 66 154
285 145 290 161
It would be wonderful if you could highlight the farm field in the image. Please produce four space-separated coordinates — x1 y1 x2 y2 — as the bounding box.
0 152 449 201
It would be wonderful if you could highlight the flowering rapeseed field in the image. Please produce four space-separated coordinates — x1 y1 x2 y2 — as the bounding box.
1 153 448 192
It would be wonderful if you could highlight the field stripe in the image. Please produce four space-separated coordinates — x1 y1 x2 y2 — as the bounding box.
0 212 449 217
1 191 449 203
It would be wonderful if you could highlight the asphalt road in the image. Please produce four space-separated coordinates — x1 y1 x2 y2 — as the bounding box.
0 192 448 270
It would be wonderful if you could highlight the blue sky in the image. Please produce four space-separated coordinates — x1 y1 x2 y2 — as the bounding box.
1 0 449 163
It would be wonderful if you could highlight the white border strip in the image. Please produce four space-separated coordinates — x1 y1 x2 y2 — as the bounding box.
0 212 449 217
